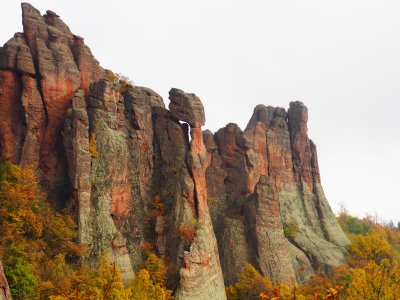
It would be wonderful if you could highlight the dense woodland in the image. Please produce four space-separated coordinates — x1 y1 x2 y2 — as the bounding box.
1 162 400 299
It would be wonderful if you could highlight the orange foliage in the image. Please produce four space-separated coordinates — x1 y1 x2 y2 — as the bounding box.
149 195 164 219
0 162 84 298
176 225 197 246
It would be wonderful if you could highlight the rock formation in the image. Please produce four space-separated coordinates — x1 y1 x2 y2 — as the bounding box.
207 103 349 284
0 3 349 299
0 3 104 205
0 260 11 300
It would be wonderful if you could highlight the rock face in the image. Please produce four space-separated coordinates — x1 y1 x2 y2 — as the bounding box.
0 260 11 300
0 3 104 204
206 103 349 284
0 3 349 298
168 88 205 128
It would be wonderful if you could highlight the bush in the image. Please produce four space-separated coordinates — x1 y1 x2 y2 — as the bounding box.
283 219 299 240
177 225 197 246
89 133 100 158
106 71 134 93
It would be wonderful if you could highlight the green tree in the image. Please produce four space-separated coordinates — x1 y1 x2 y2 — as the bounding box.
4 245 38 299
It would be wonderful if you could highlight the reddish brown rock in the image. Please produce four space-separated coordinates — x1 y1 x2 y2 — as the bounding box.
175 92 226 300
0 70 24 162
246 105 294 186
19 75 46 169
168 88 205 128
21 3 49 54
0 3 106 204
0 260 11 300
206 102 349 284
72 35 105 93
0 4 350 296
64 80 166 284
0 33 35 75
288 101 313 187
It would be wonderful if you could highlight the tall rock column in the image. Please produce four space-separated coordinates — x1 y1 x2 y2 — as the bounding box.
0 3 105 205
63 89 92 252
169 89 226 300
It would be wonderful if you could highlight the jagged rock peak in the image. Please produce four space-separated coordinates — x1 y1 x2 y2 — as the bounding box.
168 88 206 128
0 4 350 298
245 104 287 131
0 2 105 188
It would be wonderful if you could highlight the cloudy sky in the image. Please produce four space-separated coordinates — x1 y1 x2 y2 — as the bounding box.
2 1 400 222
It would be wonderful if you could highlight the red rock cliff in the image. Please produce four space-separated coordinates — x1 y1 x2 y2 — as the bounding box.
0 3 349 298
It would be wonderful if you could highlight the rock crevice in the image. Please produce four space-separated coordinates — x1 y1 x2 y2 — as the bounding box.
0 3 349 298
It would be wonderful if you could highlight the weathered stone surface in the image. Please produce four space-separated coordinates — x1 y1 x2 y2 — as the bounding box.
0 70 24 163
21 3 49 54
207 102 349 284
0 33 35 75
288 101 313 186
71 35 105 93
0 4 350 297
0 260 11 300
0 3 106 206
63 89 92 247
63 81 167 284
168 88 205 128
19 75 46 169
175 126 226 300
246 175 296 284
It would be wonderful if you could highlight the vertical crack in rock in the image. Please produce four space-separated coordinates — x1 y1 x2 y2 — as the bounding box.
0 3 106 205
207 103 350 284
168 89 226 300
246 175 296 284
0 3 350 296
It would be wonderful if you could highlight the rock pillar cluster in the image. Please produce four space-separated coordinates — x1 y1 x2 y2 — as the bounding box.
0 3 350 298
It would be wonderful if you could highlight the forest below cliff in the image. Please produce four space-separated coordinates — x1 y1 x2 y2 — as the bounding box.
1 161 400 300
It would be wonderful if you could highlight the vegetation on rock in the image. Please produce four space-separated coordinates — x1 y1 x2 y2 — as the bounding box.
89 133 100 158
226 210 400 299
283 218 299 240
176 225 197 246
0 162 172 300
106 71 134 93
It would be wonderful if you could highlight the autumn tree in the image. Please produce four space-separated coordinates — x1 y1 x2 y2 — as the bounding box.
349 232 394 267
0 162 83 299
226 264 273 300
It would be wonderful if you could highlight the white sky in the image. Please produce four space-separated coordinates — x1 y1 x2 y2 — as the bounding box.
2 1 400 222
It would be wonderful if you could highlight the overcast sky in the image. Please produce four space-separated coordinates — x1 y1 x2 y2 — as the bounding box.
2 1 399 222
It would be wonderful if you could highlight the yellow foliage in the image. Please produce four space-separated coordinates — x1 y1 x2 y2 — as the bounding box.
130 269 172 300
89 133 100 158
106 71 134 93
226 264 273 300
345 259 400 299
349 232 393 267
144 253 167 287
0 162 85 299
